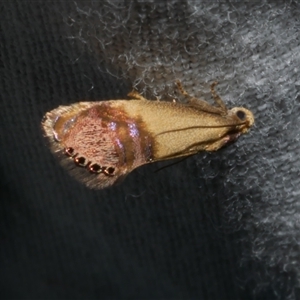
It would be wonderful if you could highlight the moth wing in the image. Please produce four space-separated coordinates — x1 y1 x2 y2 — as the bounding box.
41 101 132 190
53 150 129 189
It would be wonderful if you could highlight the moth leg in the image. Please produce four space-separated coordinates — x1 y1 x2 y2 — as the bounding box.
204 136 231 152
127 90 147 101
176 80 190 98
205 131 242 151
176 80 225 115
176 80 208 105
210 81 227 113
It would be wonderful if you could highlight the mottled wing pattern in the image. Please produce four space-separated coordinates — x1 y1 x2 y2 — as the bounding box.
42 102 130 189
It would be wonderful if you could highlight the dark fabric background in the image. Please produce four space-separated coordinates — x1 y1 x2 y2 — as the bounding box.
1 1 300 299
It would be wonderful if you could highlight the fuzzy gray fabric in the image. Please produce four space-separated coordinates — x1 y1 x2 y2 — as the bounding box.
1 1 300 299
69 2 300 298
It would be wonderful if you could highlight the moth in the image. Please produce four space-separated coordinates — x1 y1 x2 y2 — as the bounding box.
41 81 254 189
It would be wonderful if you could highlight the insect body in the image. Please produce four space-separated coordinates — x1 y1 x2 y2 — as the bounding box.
42 81 254 189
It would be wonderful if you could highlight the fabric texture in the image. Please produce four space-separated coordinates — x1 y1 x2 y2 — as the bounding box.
1 1 300 299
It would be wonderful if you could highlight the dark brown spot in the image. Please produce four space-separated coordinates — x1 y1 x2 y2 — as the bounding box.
65 147 75 157
74 156 86 167
89 163 102 174
103 167 115 176
236 110 246 121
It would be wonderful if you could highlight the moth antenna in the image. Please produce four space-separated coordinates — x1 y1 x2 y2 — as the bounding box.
175 80 226 116
155 121 248 137
210 81 227 113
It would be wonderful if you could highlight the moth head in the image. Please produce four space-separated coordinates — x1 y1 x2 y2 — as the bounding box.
229 107 255 134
